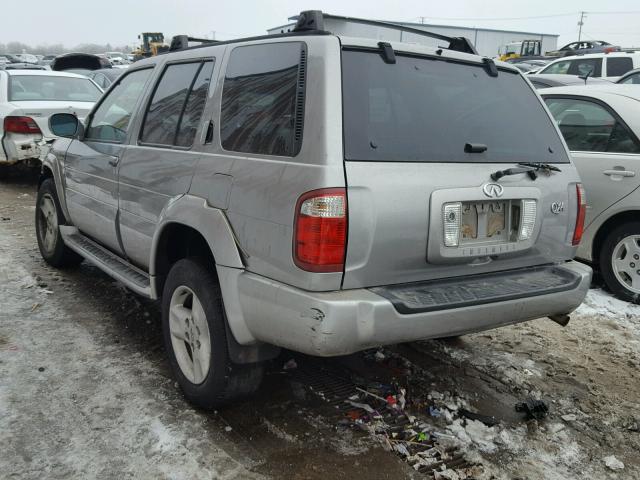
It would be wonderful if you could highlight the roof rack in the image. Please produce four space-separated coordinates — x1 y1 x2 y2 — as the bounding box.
292 10 478 55
166 10 477 56
169 35 219 52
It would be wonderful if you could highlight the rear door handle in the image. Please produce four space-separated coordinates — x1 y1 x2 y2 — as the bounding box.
603 169 635 177
108 157 119 167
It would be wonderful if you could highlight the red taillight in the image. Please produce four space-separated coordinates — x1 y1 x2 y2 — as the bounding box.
3 116 41 134
572 183 587 246
294 188 347 273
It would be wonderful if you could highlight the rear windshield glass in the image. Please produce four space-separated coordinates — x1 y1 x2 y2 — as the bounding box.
9 75 102 102
342 50 570 163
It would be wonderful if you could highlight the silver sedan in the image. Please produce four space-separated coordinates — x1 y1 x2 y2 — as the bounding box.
542 85 640 302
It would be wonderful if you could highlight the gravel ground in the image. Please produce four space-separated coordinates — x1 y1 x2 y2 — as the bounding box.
1 171 639 479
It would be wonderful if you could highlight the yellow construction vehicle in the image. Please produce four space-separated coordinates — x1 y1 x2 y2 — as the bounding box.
132 32 169 61
498 40 542 62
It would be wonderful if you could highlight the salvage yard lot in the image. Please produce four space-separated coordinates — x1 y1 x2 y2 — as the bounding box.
1 172 639 479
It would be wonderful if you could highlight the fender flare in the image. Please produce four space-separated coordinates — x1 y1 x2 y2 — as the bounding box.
41 151 72 223
150 194 245 276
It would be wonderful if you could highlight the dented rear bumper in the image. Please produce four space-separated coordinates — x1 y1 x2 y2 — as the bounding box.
1 133 45 163
231 261 592 356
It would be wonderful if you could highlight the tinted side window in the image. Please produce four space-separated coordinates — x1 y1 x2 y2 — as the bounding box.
607 57 633 77
86 68 152 143
140 62 201 146
220 42 305 157
176 61 214 147
568 58 602 77
545 97 640 153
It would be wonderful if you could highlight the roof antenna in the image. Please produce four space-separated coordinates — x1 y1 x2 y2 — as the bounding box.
578 67 592 85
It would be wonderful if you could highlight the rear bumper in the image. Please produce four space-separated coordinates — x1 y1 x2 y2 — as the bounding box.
0 133 45 163
235 261 592 357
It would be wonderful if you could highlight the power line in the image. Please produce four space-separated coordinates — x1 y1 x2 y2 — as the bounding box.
408 10 640 23
409 13 576 22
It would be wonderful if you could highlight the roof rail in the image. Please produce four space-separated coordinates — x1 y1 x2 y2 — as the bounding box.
170 35 219 52
292 10 478 55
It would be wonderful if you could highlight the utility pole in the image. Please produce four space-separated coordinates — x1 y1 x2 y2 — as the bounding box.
418 16 426 24
577 11 586 41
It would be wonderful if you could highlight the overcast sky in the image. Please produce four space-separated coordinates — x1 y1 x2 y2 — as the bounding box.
4 0 640 48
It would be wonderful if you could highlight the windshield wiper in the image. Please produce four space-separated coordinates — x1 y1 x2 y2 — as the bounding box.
491 162 562 181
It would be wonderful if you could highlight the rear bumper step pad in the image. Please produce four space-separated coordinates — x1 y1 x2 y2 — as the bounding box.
369 265 581 314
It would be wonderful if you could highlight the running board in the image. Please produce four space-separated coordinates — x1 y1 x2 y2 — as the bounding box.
60 226 153 298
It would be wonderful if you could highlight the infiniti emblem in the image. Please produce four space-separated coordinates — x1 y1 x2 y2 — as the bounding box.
482 183 504 198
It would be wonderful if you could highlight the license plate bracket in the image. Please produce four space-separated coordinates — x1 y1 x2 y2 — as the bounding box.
461 201 509 244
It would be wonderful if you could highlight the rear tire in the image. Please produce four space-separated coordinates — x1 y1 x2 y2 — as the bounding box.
35 178 83 268
599 222 640 304
161 258 263 408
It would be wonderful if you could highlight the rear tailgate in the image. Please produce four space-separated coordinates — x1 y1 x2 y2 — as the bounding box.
341 48 582 289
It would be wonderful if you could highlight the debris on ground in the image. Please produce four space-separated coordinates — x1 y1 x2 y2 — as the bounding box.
515 398 549 420
282 358 298 370
603 455 625 471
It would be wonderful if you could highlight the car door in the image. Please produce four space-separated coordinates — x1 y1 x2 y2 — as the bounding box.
544 95 640 228
117 58 216 269
64 67 153 253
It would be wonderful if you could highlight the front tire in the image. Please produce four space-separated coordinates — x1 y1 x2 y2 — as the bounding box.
599 222 640 304
35 178 83 268
161 258 263 408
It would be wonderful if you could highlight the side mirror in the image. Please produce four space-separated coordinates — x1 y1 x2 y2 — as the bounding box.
50 113 81 138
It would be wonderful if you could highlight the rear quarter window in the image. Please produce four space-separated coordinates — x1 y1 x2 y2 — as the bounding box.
220 42 306 157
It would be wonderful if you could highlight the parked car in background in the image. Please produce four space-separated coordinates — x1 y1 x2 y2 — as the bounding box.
50 53 111 73
0 70 102 165
541 85 640 302
13 53 39 64
0 56 10 66
528 74 611 89
0 63 47 71
38 11 591 408
546 40 620 57
616 68 640 85
538 52 640 81
39 54 58 67
86 68 125 89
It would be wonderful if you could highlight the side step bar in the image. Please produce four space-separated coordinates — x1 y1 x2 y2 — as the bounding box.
60 226 154 298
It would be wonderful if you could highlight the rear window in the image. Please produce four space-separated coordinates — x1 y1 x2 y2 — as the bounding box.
8 75 102 102
342 50 569 163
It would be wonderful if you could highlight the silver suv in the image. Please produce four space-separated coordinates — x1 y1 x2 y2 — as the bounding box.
37 11 592 408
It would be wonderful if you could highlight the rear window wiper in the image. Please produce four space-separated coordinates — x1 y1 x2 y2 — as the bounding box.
517 162 562 173
491 162 562 181
491 166 538 181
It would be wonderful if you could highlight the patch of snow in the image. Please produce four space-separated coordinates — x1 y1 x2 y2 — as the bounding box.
603 455 625 471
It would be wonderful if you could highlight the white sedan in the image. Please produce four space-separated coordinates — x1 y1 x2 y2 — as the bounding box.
0 70 102 165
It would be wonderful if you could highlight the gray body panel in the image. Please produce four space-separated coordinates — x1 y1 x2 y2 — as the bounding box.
40 33 591 355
